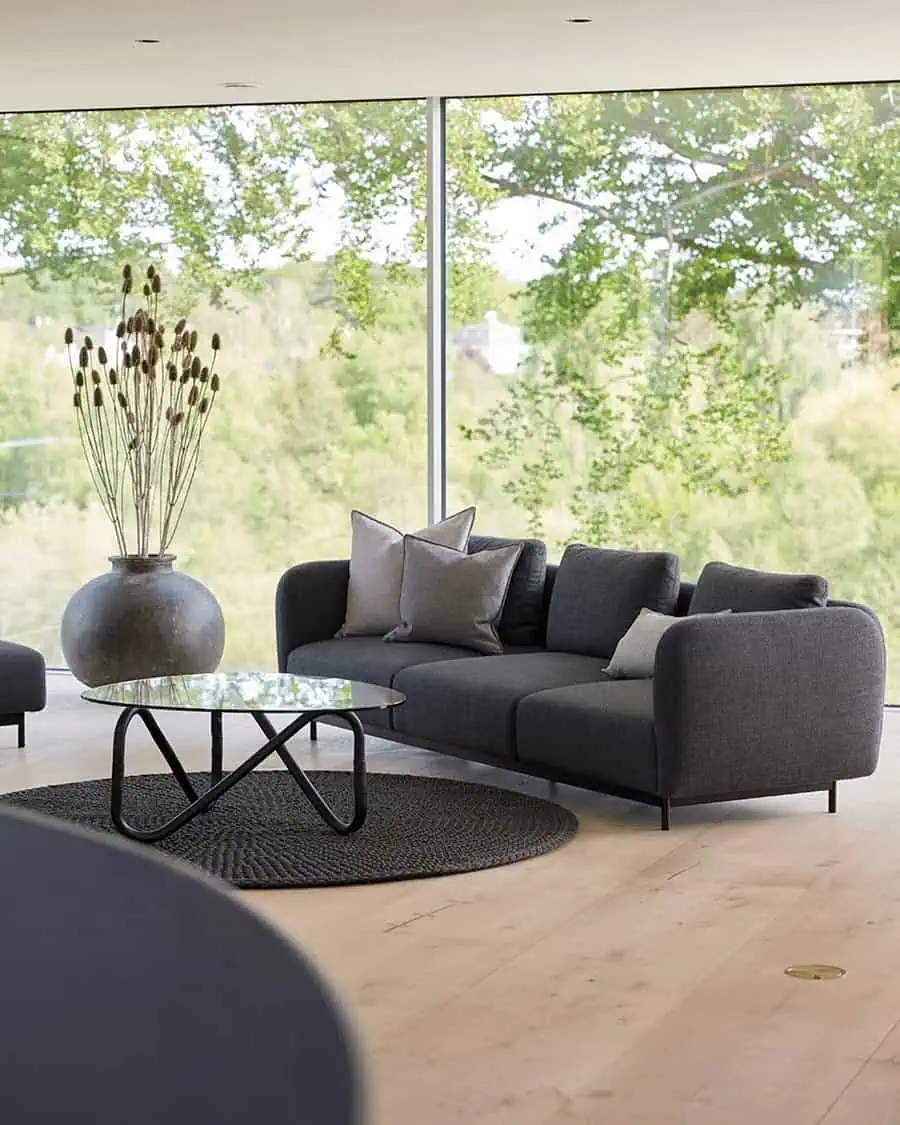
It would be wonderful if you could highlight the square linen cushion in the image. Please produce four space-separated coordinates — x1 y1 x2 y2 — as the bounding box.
605 607 731 679
688 561 828 614
468 535 547 646
546 544 680 659
340 507 476 637
385 536 523 655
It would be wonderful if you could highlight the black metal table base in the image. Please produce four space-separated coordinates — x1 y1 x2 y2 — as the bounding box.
109 707 367 843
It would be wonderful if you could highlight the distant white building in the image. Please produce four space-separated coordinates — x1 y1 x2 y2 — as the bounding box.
452 311 529 375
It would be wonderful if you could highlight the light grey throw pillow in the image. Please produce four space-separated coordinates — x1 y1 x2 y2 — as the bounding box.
385 536 523 655
340 508 476 637
605 608 731 679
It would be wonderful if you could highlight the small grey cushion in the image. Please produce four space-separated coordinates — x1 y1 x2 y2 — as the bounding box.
688 561 828 614
340 507 475 637
547 544 681 659
605 608 731 679
605 609 680 679
386 537 523 655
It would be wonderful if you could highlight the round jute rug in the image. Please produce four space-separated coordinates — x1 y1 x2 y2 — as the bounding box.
1 771 578 889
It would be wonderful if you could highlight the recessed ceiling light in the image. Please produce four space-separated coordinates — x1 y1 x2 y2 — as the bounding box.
567 17 593 23
219 82 260 89
134 38 161 45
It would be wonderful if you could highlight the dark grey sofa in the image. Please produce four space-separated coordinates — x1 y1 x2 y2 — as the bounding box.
275 540 885 830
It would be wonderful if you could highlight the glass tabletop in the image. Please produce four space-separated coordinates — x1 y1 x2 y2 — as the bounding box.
82 673 405 714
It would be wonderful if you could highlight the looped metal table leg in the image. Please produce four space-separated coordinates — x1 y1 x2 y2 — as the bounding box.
252 710 368 834
110 706 368 842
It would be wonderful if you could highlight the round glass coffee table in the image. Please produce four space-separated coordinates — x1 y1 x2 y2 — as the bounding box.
82 673 405 842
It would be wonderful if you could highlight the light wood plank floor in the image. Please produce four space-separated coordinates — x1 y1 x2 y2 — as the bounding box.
3 674 900 1124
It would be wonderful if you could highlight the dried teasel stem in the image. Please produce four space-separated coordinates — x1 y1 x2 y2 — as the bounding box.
63 263 223 558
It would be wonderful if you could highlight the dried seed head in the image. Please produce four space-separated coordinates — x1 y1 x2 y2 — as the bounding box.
211 333 221 351
91 369 101 386
64 327 74 346
199 366 209 383
181 331 190 349
79 347 89 369
146 265 155 279
73 391 81 408
167 363 178 381
122 277 133 295
131 345 141 365
191 355 202 378
210 373 220 393
133 311 144 332
175 318 186 335
148 346 158 366
189 329 198 351
154 331 163 349
117 392 128 409
97 345 108 365
116 320 126 339
141 359 149 375
123 264 132 281
143 282 151 298
93 387 103 408
109 368 118 385
151 274 161 294
84 335 94 350
165 406 174 422
123 353 132 370
126 316 135 334
180 373 190 385
188 385 199 406
75 371 84 388
199 397 209 414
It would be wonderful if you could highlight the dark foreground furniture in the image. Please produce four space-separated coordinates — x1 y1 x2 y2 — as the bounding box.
0 805 361 1124
276 540 886 830
0 640 46 747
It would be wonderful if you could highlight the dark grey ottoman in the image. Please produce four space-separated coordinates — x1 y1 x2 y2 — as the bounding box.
0 641 46 747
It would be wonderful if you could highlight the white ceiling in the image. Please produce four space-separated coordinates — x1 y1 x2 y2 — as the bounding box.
2 0 900 113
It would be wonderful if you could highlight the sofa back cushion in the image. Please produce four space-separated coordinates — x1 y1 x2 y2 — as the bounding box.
546 544 681 659
468 535 547 646
688 561 828 614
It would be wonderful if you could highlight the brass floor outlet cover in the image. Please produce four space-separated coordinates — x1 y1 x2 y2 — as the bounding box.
784 964 846 980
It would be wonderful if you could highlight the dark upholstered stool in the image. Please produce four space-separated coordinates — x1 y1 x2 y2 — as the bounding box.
0 641 46 747
0 806 362 1124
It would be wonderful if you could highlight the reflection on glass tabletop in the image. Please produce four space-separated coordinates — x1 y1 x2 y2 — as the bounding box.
82 672 405 714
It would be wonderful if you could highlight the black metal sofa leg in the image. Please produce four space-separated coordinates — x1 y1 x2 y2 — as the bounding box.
661 799 671 831
18 715 25 749
309 720 318 742
828 781 837 814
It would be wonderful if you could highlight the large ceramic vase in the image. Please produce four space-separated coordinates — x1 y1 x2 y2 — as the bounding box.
61 555 226 687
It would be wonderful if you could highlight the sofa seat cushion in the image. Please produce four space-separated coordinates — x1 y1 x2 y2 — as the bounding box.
393 652 609 760
517 680 658 794
0 641 46 714
286 637 476 729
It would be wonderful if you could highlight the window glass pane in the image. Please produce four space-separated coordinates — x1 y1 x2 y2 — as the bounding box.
0 101 427 669
445 88 900 696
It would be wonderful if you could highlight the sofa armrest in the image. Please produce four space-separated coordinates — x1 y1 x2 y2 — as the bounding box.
653 607 885 800
275 560 350 672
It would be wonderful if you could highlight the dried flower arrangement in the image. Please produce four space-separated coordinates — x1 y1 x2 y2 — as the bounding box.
65 265 222 558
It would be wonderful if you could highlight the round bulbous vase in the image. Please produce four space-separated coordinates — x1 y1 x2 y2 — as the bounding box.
61 555 226 687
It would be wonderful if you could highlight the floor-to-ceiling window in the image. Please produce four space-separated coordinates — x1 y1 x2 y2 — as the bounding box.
0 101 428 669
444 87 900 697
